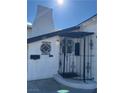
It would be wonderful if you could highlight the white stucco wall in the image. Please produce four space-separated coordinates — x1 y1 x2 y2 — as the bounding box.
27 36 60 81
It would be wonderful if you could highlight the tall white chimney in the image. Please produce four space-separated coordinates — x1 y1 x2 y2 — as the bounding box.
28 5 55 38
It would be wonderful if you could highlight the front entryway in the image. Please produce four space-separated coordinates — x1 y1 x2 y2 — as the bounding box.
58 32 94 82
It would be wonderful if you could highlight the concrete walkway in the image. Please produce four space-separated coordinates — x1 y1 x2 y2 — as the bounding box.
27 78 97 93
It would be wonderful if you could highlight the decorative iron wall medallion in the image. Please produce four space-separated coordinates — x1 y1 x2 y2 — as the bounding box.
61 39 74 53
40 42 51 55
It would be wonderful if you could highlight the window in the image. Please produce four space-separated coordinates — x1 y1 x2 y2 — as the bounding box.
75 42 80 56
40 42 51 55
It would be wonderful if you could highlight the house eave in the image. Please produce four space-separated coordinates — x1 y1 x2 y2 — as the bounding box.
27 26 80 44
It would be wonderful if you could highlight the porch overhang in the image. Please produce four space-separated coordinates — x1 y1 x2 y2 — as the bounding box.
27 26 80 44
58 32 94 38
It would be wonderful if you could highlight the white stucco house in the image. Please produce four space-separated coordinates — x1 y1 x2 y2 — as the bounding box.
27 5 97 89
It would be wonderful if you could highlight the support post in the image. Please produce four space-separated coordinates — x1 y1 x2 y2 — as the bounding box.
63 38 66 73
80 38 82 79
83 37 86 82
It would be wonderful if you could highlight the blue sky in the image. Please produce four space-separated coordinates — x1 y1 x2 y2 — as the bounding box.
27 0 97 29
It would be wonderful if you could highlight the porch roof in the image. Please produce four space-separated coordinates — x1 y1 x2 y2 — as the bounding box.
59 32 94 38
27 28 94 44
27 26 80 43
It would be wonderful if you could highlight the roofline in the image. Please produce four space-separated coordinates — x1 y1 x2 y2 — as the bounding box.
27 26 80 44
27 14 97 44
77 14 97 26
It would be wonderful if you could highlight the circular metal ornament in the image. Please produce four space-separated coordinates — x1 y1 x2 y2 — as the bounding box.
40 42 51 55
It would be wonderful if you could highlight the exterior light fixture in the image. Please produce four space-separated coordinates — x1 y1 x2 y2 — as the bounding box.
56 40 60 45
57 89 69 93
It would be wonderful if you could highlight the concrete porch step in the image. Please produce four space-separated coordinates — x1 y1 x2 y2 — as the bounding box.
54 74 97 89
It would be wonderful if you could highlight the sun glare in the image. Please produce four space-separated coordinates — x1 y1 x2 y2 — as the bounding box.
57 0 64 5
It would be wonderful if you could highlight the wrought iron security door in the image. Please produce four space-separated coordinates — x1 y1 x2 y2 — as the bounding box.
59 37 79 78
58 35 94 82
